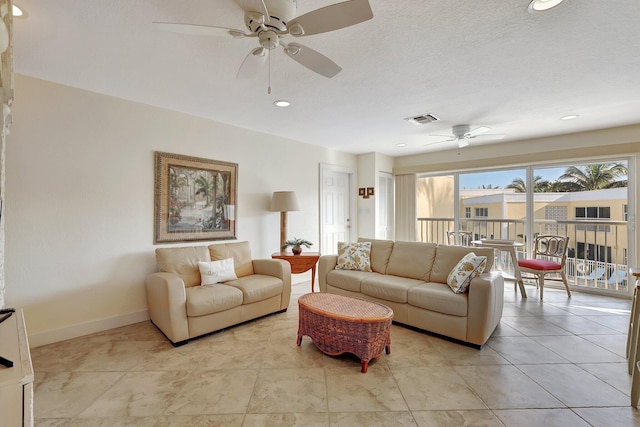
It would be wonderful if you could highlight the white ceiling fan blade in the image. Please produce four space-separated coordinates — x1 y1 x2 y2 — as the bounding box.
458 138 470 148
469 134 505 141
283 42 342 78
287 0 373 37
424 137 454 147
153 22 249 39
468 126 491 137
236 47 267 79
236 0 270 23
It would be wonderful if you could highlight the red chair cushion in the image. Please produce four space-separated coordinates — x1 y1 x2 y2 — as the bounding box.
518 259 562 271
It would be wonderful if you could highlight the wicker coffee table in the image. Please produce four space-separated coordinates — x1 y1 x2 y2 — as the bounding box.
296 292 393 373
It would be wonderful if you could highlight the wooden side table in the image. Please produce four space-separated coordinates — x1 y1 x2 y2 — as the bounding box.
272 252 321 292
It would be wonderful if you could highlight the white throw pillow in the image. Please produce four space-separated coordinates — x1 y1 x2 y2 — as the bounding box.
198 258 237 286
447 252 487 294
335 241 372 272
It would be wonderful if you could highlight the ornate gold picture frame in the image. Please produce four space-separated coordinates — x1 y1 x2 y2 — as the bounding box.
154 151 237 244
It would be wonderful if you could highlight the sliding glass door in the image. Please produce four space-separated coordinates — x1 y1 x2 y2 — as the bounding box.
416 158 632 296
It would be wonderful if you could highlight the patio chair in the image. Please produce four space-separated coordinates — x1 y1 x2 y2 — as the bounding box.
579 267 606 281
598 269 627 288
447 230 472 246
517 235 570 300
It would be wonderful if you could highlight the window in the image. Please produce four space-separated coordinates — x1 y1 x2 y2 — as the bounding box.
575 206 610 219
577 243 612 263
474 207 488 217
465 207 471 218
575 206 611 232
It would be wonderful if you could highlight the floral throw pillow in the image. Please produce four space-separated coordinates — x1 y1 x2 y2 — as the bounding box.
335 241 372 272
447 252 487 294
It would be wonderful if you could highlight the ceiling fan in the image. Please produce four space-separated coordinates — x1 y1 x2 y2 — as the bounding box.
426 125 505 149
153 0 373 81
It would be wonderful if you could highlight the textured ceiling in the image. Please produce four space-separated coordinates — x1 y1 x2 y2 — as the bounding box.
12 0 640 156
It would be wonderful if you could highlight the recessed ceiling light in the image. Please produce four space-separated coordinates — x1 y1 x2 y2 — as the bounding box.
528 0 564 13
12 4 26 18
396 143 407 147
560 114 579 120
273 100 290 107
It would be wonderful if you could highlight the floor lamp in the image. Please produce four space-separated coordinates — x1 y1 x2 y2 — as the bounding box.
270 191 300 251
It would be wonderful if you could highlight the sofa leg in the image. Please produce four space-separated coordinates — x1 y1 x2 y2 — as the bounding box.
171 339 189 347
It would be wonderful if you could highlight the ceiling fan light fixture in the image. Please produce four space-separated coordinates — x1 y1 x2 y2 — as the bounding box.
528 0 564 13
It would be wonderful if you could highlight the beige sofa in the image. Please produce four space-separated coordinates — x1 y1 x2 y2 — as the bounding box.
146 241 291 345
318 239 504 348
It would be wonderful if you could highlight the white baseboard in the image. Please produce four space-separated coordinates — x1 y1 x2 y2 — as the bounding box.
28 310 150 348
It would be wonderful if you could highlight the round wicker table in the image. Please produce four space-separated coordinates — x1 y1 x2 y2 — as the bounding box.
296 292 393 373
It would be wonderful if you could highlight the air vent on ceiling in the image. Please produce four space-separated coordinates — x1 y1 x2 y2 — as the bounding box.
405 113 440 125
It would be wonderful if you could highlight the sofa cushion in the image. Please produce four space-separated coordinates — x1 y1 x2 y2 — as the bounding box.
156 246 210 288
335 241 372 272
447 253 487 294
209 241 254 278
198 258 238 285
185 284 243 316
361 275 425 303
408 282 468 317
430 245 494 284
358 238 394 273
226 274 283 304
326 269 378 293
385 241 437 281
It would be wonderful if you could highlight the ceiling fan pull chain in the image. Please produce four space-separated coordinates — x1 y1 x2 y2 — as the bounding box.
267 45 272 94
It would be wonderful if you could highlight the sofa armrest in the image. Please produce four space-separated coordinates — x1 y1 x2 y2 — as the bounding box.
466 272 504 346
145 272 189 344
318 255 338 292
253 259 292 310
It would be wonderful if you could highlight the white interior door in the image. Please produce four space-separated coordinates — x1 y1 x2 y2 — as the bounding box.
320 164 354 254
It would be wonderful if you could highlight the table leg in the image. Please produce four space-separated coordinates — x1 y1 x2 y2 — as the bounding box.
296 335 303 346
311 264 317 292
361 359 369 373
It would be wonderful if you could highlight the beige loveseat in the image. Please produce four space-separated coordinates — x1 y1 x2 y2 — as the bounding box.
319 239 504 348
146 241 291 345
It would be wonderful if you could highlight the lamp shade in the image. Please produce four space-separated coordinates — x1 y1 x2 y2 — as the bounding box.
270 191 300 212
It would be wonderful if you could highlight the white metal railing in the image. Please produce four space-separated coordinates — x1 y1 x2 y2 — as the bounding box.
417 217 629 293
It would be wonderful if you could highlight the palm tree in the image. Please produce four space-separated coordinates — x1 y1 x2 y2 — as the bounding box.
195 174 215 207
558 163 627 191
506 176 551 193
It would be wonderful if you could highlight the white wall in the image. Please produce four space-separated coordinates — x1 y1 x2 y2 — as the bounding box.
5 75 357 346
357 152 393 239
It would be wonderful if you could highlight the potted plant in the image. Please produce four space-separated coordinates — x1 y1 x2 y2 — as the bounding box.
282 237 313 255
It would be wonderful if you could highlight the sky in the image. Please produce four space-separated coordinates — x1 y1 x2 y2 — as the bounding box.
459 167 567 189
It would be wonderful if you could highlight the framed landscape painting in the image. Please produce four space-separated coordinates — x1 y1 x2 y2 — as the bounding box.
154 151 238 244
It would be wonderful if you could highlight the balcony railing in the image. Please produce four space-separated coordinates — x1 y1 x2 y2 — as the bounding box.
417 217 629 294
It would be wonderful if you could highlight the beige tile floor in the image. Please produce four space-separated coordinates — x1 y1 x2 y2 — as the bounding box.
31 281 640 426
